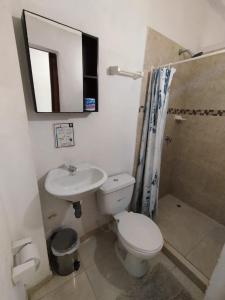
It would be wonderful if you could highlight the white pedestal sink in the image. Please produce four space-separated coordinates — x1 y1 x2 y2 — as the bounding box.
45 162 108 202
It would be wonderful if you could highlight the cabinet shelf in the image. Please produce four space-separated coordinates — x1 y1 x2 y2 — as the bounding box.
83 75 98 79
82 33 98 112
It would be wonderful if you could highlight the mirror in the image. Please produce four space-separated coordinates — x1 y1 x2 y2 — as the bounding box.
23 11 88 112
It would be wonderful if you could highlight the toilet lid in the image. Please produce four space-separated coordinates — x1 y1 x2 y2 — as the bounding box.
116 212 163 253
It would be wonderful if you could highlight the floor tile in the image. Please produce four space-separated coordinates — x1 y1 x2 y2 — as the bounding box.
117 263 198 300
78 236 97 269
148 252 176 272
187 224 225 278
31 267 83 300
86 248 176 300
156 195 216 255
31 218 206 300
86 262 133 300
79 229 117 270
172 267 204 300
40 272 96 300
37 293 55 300
84 231 136 300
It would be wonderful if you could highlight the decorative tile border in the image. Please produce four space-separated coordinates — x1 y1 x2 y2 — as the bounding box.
167 108 225 116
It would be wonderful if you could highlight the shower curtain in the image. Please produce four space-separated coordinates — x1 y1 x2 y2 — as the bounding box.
132 67 176 218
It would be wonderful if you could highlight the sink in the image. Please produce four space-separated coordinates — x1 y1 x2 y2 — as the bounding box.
45 163 108 202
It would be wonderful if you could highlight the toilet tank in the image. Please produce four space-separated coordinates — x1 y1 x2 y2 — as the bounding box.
97 173 135 215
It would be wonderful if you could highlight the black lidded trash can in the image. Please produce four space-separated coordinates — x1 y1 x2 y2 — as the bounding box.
51 228 80 276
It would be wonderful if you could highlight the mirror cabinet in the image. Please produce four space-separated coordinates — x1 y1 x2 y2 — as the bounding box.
22 10 98 113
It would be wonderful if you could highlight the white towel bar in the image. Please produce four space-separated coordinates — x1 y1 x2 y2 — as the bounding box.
108 66 143 80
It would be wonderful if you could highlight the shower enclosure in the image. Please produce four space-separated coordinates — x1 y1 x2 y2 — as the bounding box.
156 50 225 289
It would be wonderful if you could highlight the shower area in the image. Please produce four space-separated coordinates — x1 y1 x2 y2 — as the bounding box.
156 50 225 287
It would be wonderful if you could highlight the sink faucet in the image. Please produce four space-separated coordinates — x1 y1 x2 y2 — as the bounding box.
66 164 77 174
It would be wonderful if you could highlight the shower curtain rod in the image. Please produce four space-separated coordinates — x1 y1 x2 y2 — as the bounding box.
153 48 225 69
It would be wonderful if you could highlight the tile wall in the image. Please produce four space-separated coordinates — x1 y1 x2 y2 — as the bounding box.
133 28 183 176
160 52 225 225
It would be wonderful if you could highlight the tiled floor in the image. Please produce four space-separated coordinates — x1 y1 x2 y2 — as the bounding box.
30 228 204 300
156 194 225 279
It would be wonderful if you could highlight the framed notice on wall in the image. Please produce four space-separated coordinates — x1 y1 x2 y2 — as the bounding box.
54 123 75 148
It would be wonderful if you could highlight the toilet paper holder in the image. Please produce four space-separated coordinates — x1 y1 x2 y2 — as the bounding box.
12 237 40 284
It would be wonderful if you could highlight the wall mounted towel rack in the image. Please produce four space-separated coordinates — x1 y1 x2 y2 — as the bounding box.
108 66 143 80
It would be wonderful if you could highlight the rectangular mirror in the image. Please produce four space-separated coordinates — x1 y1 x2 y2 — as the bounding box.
22 11 98 113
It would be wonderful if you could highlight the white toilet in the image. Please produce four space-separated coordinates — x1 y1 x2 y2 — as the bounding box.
97 173 163 277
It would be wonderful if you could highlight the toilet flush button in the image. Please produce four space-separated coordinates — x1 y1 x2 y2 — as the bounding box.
113 178 119 182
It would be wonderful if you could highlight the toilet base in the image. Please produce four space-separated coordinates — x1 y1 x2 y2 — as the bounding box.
115 241 148 278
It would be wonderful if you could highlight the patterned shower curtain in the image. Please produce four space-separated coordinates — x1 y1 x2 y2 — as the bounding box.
132 67 176 218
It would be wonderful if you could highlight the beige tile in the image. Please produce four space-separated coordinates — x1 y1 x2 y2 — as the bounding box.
171 170 225 226
163 241 209 291
161 52 225 226
159 159 173 197
31 267 83 300
144 28 182 69
187 224 225 278
79 230 117 270
183 190 225 226
40 272 96 300
87 254 174 300
172 267 205 300
57 272 95 300
172 158 210 190
32 227 206 300
86 262 134 300
156 195 216 255
133 27 184 177
78 236 97 269
37 293 55 300
148 252 176 272
82 232 176 300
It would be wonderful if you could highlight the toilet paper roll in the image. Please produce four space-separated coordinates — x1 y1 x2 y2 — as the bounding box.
19 243 40 271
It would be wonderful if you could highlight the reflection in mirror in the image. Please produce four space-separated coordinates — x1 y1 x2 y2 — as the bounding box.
24 11 83 112
29 48 60 112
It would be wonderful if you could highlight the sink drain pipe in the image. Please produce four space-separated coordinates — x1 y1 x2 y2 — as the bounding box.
73 201 82 218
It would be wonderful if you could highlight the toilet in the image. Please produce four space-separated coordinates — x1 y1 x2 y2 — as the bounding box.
97 173 163 277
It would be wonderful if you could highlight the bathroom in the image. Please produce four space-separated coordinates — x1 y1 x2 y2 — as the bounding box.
1 0 225 300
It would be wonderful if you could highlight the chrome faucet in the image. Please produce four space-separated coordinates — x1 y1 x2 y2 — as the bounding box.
66 164 77 174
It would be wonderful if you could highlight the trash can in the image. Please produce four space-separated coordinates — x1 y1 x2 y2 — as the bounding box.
51 228 80 276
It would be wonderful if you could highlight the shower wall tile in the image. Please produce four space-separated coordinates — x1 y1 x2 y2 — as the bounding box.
165 53 225 225
134 29 225 225
133 28 183 177
159 161 173 197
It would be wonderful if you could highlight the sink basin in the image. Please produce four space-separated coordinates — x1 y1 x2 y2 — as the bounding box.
45 163 108 202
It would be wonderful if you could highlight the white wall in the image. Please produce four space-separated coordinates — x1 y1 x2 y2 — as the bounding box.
0 0 51 290
147 0 225 54
198 0 225 52
10 0 225 240
147 0 225 53
0 194 27 300
12 0 149 238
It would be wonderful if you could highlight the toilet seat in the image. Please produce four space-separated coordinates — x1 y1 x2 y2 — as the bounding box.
115 211 163 254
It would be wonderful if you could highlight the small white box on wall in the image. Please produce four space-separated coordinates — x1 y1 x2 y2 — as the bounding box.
54 123 75 148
